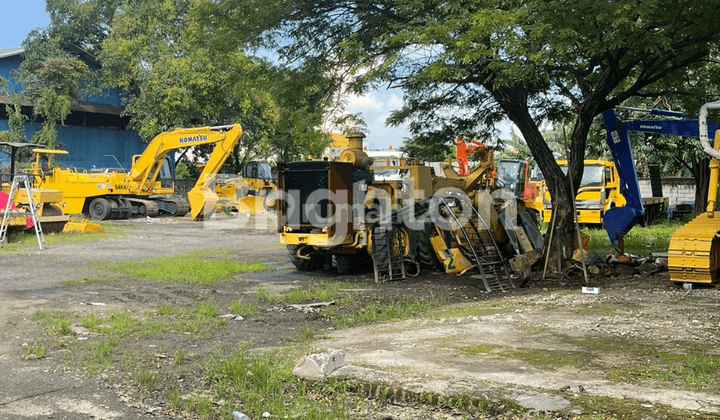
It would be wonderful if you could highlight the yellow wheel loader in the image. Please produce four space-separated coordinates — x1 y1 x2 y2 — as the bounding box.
213 161 278 213
31 124 242 221
277 133 544 290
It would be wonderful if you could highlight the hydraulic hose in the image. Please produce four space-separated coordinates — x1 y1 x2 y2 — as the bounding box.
699 101 720 160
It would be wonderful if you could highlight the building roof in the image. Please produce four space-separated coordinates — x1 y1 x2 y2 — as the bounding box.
0 48 25 60
0 94 125 116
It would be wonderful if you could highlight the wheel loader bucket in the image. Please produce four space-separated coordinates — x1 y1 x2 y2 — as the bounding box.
237 195 266 213
62 219 105 233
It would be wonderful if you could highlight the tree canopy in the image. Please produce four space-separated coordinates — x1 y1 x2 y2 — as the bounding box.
15 0 350 166
220 0 720 266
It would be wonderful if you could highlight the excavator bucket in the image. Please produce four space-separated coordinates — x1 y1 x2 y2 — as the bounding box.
188 187 218 221
603 205 643 247
63 219 105 233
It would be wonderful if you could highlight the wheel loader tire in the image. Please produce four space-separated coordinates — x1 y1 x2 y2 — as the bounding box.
416 223 439 269
89 197 111 220
287 245 320 271
335 255 354 274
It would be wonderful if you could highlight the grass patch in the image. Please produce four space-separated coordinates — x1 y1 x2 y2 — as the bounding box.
32 310 74 336
609 351 720 390
229 299 258 316
456 344 502 356
256 282 363 305
255 282 443 328
0 221 132 254
567 393 719 419
200 345 353 419
89 250 268 284
500 347 591 370
586 219 681 255
23 343 47 360
329 296 444 327
569 305 631 317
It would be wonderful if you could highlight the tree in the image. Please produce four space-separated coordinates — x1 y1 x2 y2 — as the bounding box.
14 32 96 149
22 0 340 170
0 78 28 144
229 0 720 270
399 136 451 161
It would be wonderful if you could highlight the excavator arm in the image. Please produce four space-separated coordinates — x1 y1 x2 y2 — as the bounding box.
601 108 720 245
128 124 243 220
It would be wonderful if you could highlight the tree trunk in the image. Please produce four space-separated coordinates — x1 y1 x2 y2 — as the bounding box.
491 86 578 273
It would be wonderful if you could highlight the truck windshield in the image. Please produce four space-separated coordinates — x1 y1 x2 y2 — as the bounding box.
560 164 604 187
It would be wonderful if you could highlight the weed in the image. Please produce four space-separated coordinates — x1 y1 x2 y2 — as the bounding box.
229 300 258 316
167 387 182 410
32 310 73 336
173 350 186 365
23 343 47 360
299 326 314 343
134 369 158 389
81 337 121 374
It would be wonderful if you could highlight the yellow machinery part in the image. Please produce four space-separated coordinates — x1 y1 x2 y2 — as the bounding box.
667 213 720 284
429 233 473 274
63 219 105 233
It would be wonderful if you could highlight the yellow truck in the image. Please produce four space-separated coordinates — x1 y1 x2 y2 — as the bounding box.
542 159 668 225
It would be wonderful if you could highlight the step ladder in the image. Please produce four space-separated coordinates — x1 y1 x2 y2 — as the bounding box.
371 223 407 283
0 175 45 250
435 193 514 292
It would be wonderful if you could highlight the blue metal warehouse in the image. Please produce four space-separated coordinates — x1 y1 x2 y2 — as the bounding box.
0 47 144 170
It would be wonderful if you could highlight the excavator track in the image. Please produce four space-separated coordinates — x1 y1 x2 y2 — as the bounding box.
150 197 190 217
126 198 160 217
668 213 720 284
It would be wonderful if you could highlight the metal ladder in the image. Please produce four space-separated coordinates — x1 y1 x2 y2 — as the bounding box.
0 175 45 250
371 223 407 283
435 193 514 292
370 197 435 283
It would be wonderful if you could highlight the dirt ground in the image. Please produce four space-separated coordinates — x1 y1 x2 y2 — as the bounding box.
1 214 719 419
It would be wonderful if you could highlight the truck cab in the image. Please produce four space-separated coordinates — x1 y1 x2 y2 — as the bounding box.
542 160 625 224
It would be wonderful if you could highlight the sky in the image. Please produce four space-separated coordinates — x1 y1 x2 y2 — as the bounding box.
1 0 50 49
1 1 512 151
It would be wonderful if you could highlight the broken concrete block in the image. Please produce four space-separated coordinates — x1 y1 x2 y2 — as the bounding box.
293 350 346 380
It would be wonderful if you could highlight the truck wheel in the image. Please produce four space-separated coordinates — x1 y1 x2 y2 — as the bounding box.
287 245 319 271
89 197 111 220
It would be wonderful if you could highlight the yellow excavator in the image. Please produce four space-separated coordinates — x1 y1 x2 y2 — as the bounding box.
32 124 243 221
